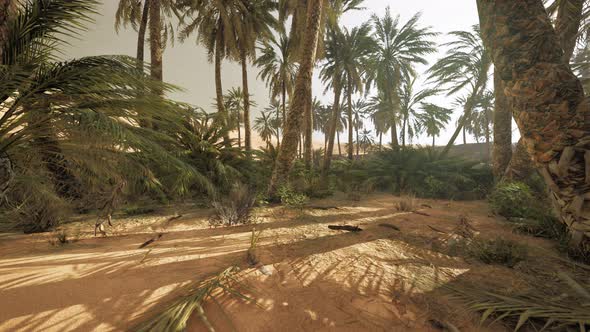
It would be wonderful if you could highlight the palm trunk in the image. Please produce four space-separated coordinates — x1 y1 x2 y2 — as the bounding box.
493 68 512 178
240 50 251 152
237 112 241 148
337 131 341 156
268 0 323 196
356 126 359 157
432 135 435 147
282 82 287 130
304 79 313 169
323 82 342 172
149 0 162 85
347 81 354 160
137 0 150 69
401 116 407 147
440 91 479 157
462 126 466 144
503 0 582 180
214 24 230 146
0 0 14 198
379 132 383 151
477 0 590 247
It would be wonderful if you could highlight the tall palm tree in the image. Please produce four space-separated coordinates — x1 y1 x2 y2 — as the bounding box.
477 0 590 248
235 0 277 152
466 90 494 157
116 0 178 88
415 103 453 147
280 0 364 169
358 129 374 155
224 87 256 148
265 99 283 147
427 25 491 157
366 8 437 148
398 76 439 146
255 33 298 143
269 0 323 195
340 24 374 160
178 0 241 145
492 68 512 178
350 99 368 156
253 111 276 149
367 92 393 150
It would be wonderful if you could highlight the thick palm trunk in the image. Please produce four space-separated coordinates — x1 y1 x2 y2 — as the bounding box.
390 120 398 147
504 138 534 181
237 113 241 148
240 51 252 152
347 81 354 160
214 26 230 146
503 0 583 180
493 68 512 178
462 127 466 144
304 80 313 169
149 0 162 85
379 132 383 150
137 0 150 68
401 116 407 147
477 0 590 247
356 127 359 157
432 135 435 147
269 0 322 195
323 82 342 172
0 0 15 198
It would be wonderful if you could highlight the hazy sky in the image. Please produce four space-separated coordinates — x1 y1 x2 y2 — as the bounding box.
65 0 510 147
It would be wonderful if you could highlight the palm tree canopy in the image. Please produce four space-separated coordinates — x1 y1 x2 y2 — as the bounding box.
255 33 298 100
415 103 453 139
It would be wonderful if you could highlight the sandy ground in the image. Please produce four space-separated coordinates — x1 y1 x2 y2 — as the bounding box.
0 193 561 331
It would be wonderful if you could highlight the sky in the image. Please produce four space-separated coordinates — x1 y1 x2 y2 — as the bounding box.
64 0 514 147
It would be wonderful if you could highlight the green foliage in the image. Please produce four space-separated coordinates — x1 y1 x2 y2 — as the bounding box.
448 276 590 331
330 147 492 200
468 237 528 268
277 184 309 209
489 182 537 219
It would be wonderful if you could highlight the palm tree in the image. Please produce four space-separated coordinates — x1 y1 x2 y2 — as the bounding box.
398 76 439 146
235 0 277 152
467 90 494 157
415 104 452 147
1 0 200 231
178 0 241 145
366 8 437 148
427 25 491 157
367 92 393 150
492 68 512 178
253 111 276 149
358 129 374 155
269 0 323 195
350 99 368 156
116 0 178 88
339 24 374 160
265 99 283 147
477 0 590 249
224 87 256 148
255 33 298 143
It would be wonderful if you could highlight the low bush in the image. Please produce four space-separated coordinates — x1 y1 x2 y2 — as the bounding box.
209 183 257 227
396 195 416 212
468 237 528 268
489 182 537 219
277 185 309 209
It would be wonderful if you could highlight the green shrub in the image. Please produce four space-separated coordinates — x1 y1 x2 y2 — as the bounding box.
489 182 537 219
468 237 528 268
277 185 309 209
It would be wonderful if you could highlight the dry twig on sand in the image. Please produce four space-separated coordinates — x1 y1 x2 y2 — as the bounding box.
328 225 362 232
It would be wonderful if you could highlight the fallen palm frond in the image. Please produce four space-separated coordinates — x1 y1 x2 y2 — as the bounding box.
135 266 249 332
447 280 590 331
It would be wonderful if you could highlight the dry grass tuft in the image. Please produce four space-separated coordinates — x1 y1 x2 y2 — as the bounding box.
395 195 417 212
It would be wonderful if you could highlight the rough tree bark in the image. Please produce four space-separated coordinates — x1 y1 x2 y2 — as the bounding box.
240 48 252 152
323 81 342 173
269 0 322 195
149 0 162 84
137 0 150 69
304 78 313 169
503 0 584 180
0 0 15 198
493 68 512 178
477 0 590 247
214 23 230 146
347 80 354 159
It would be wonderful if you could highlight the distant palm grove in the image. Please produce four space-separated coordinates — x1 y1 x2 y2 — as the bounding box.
1 0 590 257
